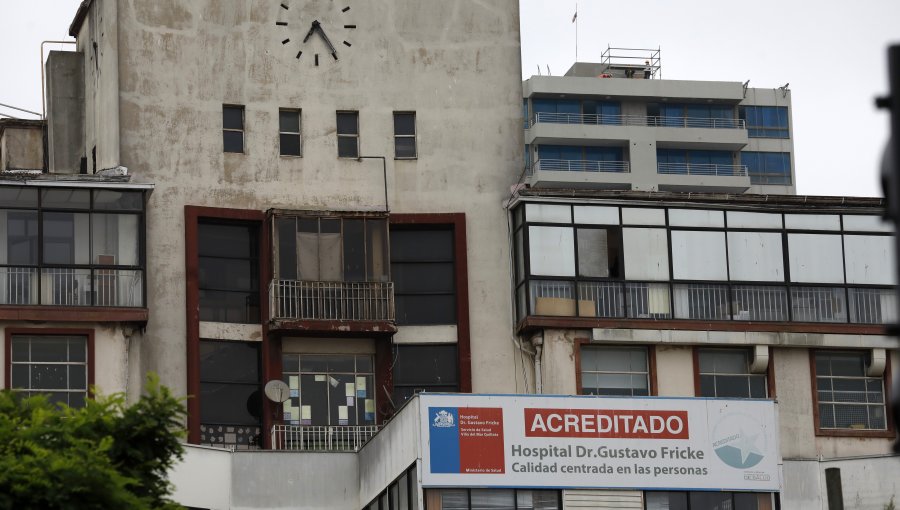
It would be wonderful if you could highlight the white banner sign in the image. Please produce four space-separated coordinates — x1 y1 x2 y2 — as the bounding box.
419 394 780 491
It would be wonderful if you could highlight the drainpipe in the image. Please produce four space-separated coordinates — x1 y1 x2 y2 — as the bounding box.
532 332 544 394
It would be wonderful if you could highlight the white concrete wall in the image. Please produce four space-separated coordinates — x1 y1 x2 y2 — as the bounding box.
358 397 422 506
170 445 233 510
783 456 900 510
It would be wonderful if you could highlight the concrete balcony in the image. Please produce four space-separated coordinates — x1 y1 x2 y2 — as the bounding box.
526 113 748 150
655 162 751 193
526 159 633 189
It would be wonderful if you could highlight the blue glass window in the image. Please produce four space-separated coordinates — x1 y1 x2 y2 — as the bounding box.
537 145 624 172
740 151 792 184
656 103 735 128
658 149 734 174
739 106 789 138
530 98 621 125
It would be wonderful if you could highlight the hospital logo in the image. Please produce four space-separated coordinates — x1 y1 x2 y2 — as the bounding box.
433 409 456 428
711 413 766 469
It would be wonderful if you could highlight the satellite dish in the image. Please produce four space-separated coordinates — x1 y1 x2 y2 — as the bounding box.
264 380 290 403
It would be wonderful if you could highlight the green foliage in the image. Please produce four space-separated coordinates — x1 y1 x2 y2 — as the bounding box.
0 373 186 510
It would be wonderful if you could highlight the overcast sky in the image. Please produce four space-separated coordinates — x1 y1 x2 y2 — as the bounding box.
2 1 898 197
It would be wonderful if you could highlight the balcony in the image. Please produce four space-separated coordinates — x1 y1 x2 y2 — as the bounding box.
529 112 745 130
526 159 632 189
0 266 143 307
271 424 380 451
269 279 395 327
655 162 751 193
524 280 894 326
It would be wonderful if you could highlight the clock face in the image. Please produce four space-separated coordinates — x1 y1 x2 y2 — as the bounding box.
275 0 356 66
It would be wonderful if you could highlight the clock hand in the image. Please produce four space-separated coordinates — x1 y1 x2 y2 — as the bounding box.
302 20 320 43
315 24 338 60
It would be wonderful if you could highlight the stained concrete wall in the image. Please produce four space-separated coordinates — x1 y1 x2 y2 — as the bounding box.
70 0 523 399
46 50 85 173
783 456 900 510
0 125 44 170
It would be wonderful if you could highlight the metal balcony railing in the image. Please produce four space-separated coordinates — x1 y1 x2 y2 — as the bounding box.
269 280 395 322
271 424 381 451
0 266 143 307
657 162 748 177
532 159 630 174
529 112 745 130
525 280 895 325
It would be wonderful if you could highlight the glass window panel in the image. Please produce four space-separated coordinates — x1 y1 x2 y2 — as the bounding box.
343 219 366 281
750 377 768 399
700 375 716 397
577 228 610 277
6 210 39 265
199 341 260 383
395 294 456 325
282 354 299 373
30 337 69 362
0 187 38 208
93 190 143 211
68 364 87 390
528 226 575 277
338 136 359 158
299 356 329 373
336 112 358 134
91 213 139 266
690 492 732 508
392 263 455 294
532 491 560 510
646 492 688 510
199 382 260 425
41 189 90 209
471 489 514 509
394 345 458 386
43 212 89 265
277 218 298 280
395 137 417 158
199 290 259 323
356 355 373 373
394 113 415 135
11 338 29 361
391 229 453 262
279 110 300 132
280 134 301 156
715 375 751 398
199 223 255 259
30 364 67 389
68 392 86 408
223 131 244 153
11 365 29 388
223 106 243 130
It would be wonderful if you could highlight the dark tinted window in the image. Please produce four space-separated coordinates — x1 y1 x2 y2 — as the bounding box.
390 227 456 325
199 340 261 428
393 344 459 403
223 105 244 153
279 109 301 156
199 221 259 323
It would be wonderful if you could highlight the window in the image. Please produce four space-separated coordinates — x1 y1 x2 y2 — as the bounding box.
394 112 417 159
425 489 560 510
740 152 792 185
0 187 145 307
657 149 735 175
739 106 789 138
536 145 625 172
336 111 359 158
698 349 767 398
366 465 420 510
391 227 455 325
646 491 773 510
279 108 301 156
393 344 458 404
223 105 244 153
649 102 736 128
531 98 620 125
198 221 259 323
9 334 88 407
815 351 887 431
580 346 649 396
281 354 375 426
199 340 262 448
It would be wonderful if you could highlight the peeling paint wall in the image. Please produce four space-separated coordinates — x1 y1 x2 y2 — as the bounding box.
0 127 44 170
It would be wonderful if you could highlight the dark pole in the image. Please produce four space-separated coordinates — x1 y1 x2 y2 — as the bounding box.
876 44 900 453
357 156 389 213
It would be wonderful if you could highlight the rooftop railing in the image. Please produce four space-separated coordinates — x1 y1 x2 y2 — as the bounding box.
529 112 745 130
532 159 630 174
269 279 395 322
657 162 748 177
271 424 381 451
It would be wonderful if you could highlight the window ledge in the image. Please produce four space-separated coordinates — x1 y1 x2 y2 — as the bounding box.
814 428 895 439
394 157 418 161
0 305 148 323
279 154 303 158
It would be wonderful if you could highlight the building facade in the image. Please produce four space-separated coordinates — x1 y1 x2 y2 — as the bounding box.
1 4 897 510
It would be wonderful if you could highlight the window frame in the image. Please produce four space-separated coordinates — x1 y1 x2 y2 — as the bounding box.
280 353 376 427
423 488 562 510
739 105 790 138
694 347 771 399
223 104 245 154
278 108 302 157
576 341 656 396
198 219 261 324
198 339 263 448
336 110 360 158
393 111 417 159
810 350 894 438
390 225 457 325
5 328 94 407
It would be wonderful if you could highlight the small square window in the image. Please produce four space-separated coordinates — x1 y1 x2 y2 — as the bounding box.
698 348 768 399
223 105 245 153
279 109 302 157
10 334 89 407
814 351 887 431
580 346 649 396
337 111 359 158
393 112 417 159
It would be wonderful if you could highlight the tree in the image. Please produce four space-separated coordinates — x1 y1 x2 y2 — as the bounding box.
0 373 186 509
